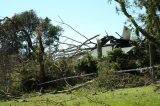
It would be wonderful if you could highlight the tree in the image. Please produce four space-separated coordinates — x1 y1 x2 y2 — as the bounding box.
0 10 62 82
109 0 160 45
109 0 160 66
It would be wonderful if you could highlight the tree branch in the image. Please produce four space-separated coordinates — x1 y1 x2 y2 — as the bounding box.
0 17 36 52
115 0 160 45
57 16 88 40
56 41 79 47
61 35 90 48
78 34 100 49
20 29 35 52
61 35 82 44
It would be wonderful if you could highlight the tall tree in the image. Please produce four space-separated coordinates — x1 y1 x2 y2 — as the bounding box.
109 0 160 45
0 10 62 82
109 0 160 65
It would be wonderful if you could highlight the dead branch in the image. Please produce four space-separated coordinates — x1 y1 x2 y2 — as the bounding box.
61 35 83 44
115 32 122 38
55 47 95 54
57 16 88 40
85 41 97 45
51 80 95 94
78 34 100 49
52 46 77 54
0 90 21 100
61 35 91 48
38 73 97 86
54 35 97 55
56 41 78 48
117 66 158 73
55 17 101 53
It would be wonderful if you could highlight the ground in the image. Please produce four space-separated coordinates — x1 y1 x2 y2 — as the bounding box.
0 85 160 106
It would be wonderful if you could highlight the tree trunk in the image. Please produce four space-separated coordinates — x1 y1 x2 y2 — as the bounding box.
39 52 45 82
149 42 156 82
37 30 45 82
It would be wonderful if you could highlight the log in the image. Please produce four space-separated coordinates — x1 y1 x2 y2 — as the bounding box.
51 80 94 94
38 73 97 86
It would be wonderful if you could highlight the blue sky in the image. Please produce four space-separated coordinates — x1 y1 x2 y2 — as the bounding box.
0 0 127 48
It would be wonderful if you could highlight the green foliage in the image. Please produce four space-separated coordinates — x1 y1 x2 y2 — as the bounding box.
107 48 137 70
74 53 98 74
96 48 152 90
97 59 152 90
107 48 126 62
1 85 160 106
0 10 63 91
43 56 79 89
45 56 75 79
97 60 117 90
40 17 62 47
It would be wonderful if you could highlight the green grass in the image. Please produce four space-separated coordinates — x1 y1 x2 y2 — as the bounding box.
0 85 160 106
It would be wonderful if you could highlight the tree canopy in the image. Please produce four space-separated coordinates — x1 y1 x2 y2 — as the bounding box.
110 0 160 45
0 10 62 81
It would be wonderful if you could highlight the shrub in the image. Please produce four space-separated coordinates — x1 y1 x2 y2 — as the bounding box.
74 53 98 74
96 48 151 90
97 60 117 90
107 48 137 70
44 56 77 89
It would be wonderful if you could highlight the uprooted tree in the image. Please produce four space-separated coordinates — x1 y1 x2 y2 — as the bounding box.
0 10 100 93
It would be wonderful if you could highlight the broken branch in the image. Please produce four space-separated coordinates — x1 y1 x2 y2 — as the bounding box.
57 16 88 40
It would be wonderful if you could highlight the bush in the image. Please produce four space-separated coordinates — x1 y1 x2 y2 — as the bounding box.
96 48 151 90
74 53 98 74
97 60 117 90
107 48 137 70
44 56 77 89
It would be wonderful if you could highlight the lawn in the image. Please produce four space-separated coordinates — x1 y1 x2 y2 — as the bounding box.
0 85 160 106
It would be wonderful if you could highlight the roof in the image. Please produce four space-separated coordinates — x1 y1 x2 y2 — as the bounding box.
121 46 135 54
91 46 135 58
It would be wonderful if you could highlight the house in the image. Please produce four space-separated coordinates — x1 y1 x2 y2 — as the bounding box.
91 46 135 58
90 26 135 58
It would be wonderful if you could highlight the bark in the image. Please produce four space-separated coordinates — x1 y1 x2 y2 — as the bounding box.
149 42 156 82
78 34 100 49
97 39 102 59
20 29 35 52
36 30 45 82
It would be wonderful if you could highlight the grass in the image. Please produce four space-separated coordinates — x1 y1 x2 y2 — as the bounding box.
0 85 160 106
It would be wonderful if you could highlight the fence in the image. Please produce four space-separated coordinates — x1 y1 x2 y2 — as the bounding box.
0 62 159 93
38 66 159 87
38 73 97 86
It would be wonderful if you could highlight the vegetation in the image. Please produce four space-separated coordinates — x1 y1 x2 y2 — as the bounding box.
0 0 160 105
110 0 160 65
107 48 137 70
74 53 98 74
0 10 62 93
110 0 160 44
97 48 154 90
0 85 160 106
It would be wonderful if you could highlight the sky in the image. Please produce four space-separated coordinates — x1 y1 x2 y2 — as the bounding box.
0 0 127 48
